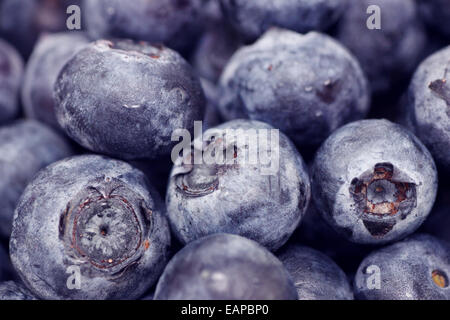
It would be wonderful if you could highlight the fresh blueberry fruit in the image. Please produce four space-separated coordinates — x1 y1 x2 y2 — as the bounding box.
0 0 78 58
154 233 298 300
354 234 450 300
0 120 73 239
0 281 37 300
0 38 23 125
192 23 242 83
166 119 311 251
277 244 353 300
406 45 450 172
219 0 347 42
418 0 450 38
10 155 171 300
218 29 370 148
54 39 205 160
336 0 426 93
83 0 206 54
22 32 89 130
312 119 438 244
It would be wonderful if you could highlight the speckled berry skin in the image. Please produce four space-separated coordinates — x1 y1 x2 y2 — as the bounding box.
354 234 450 300
220 0 347 42
278 245 353 300
218 29 370 148
10 155 171 300
154 233 298 300
83 0 206 54
418 0 450 38
312 119 438 245
406 45 450 172
0 120 73 239
0 39 23 125
22 32 89 130
0 281 37 300
166 119 310 252
337 0 426 93
54 39 205 160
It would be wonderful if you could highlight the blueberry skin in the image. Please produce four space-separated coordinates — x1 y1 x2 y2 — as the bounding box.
154 233 298 300
10 155 171 300
418 0 450 38
0 39 23 125
0 281 37 300
406 45 450 172
83 0 206 54
354 234 450 300
218 29 370 148
0 120 73 239
336 0 426 94
277 245 353 300
22 32 89 130
312 119 438 245
166 119 311 251
0 0 75 58
54 39 205 160
220 0 347 42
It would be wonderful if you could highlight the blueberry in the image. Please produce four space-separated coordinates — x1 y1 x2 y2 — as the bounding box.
83 0 206 54
10 155 171 299
312 119 438 244
22 32 89 130
406 45 450 172
54 39 205 160
154 233 298 300
0 39 23 125
336 0 426 93
354 234 450 300
166 119 311 251
418 0 450 38
218 29 370 148
0 0 77 58
0 281 37 300
277 244 353 300
219 0 347 42
0 120 73 239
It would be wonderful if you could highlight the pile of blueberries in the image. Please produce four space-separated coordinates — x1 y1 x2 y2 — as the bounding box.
0 0 449 300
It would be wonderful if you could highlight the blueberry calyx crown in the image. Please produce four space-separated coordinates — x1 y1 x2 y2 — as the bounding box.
428 66 450 113
350 162 417 237
59 176 153 275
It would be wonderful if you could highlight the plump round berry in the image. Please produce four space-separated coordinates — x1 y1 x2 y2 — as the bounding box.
83 0 205 53
218 29 370 148
154 233 298 300
0 281 37 300
0 120 73 239
418 0 450 38
54 39 205 160
337 0 426 93
166 119 310 251
278 245 353 300
22 32 89 130
220 0 347 42
312 119 438 244
10 155 171 300
406 45 450 172
0 38 23 125
354 234 450 300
